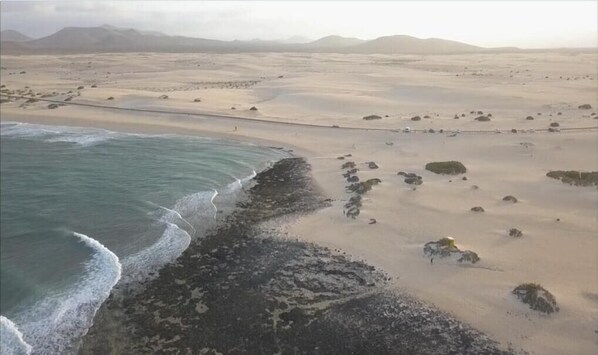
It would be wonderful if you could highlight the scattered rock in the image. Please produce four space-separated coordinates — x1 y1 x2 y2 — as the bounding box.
91 84 97 88
462 176 468 181
423 115 430 119
526 116 534 120
578 104 592 110
557 112 562 115
194 98 202 102
470 206 485 212
47 103 60 109
548 127 560 132
477 111 483 115
341 161 356 169
404 174 423 185
250 106 258 111
107 96 114 100
231 107 236 110
337 156 345 160
513 283 559 314
474 116 490 121
549 122 559 127
342 168 358 177
346 179 381 195
458 251 480 263
502 195 518 203
77 86 84 90
363 114 382 120
411 116 421 121
367 162 379 169
368 219 377 225
425 161 467 175
546 170 598 187
347 175 359 183
508 228 523 238
454 114 459 119
511 129 517 133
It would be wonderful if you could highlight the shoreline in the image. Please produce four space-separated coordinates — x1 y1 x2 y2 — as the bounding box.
79 157 509 354
2 104 597 354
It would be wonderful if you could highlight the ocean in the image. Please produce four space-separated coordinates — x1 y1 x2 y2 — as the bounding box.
0 121 287 354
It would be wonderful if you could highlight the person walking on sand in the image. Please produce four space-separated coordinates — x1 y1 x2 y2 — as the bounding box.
234 126 237 132
430 257 434 264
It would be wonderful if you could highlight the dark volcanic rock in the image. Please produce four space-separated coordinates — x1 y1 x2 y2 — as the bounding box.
363 114 382 120
470 206 485 212
502 195 518 203
578 104 592 110
411 115 422 121
526 116 534 120
80 158 509 355
550 122 560 127
474 116 491 122
250 106 258 111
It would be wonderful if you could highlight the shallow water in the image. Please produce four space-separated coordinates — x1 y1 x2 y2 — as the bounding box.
0 121 286 354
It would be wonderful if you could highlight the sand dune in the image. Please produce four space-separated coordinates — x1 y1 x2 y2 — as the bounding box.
1 50 597 355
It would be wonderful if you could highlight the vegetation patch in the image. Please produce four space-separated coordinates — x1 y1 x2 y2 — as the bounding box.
508 228 523 238
425 161 466 175
512 283 559 314
423 237 480 264
546 170 598 187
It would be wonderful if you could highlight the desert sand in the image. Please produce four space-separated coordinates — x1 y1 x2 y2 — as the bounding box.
1 51 597 354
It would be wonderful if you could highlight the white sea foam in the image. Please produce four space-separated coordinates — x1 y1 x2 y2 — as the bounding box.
210 189 219 219
44 132 116 147
0 316 32 355
12 232 121 355
0 121 119 147
156 205 197 236
120 222 191 286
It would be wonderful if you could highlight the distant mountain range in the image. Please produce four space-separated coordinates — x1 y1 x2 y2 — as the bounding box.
2 25 501 54
1 29 32 42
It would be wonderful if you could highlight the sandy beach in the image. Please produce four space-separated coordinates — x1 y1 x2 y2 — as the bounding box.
1 51 597 354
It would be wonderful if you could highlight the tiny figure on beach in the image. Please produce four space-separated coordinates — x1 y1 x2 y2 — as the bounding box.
234 126 237 132
430 257 434 264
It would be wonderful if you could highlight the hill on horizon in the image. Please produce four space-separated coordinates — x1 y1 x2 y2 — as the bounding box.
0 25 525 54
1 29 32 42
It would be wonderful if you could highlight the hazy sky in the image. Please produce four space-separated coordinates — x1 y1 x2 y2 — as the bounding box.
1 1 597 48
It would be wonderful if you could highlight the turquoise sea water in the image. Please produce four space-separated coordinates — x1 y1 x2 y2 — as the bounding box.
0 121 287 354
